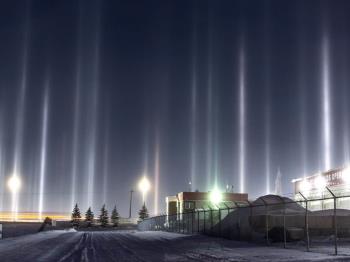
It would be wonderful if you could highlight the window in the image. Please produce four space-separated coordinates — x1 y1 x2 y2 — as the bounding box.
184 201 195 210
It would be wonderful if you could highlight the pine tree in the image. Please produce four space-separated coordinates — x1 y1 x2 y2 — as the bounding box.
71 203 81 228
138 203 149 221
99 204 109 227
111 205 120 227
85 207 94 227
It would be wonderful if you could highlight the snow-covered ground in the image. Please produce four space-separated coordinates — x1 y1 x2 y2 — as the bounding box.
0 230 348 261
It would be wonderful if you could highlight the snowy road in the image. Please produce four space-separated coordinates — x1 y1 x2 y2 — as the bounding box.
0 230 349 261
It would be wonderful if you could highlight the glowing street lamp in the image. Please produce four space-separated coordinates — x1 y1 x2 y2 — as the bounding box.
138 176 151 204
209 188 223 205
8 174 22 221
7 175 22 194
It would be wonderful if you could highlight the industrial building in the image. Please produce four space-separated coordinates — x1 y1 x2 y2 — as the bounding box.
292 166 350 210
166 191 248 215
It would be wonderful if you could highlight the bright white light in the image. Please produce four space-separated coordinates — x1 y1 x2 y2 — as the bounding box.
7 175 22 193
138 176 151 203
343 167 350 184
314 175 326 190
209 188 223 205
300 179 311 194
238 43 246 193
322 34 331 171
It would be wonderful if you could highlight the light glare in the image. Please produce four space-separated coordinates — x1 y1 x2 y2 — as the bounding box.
7 175 22 193
209 188 223 205
138 176 151 194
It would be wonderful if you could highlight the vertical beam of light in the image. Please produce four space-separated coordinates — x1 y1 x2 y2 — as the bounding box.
341 44 349 164
213 99 220 188
265 109 271 194
190 10 197 192
238 43 246 194
86 8 101 209
206 76 213 189
297 18 308 178
102 125 109 205
0 110 4 212
143 131 149 177
206 22 213 190
38 79 49 221
321 34 331 171
71 4 82 208
153 134 160 215
343 86 350 164
71 63 81 208
11 6 30 220
263 6 271 195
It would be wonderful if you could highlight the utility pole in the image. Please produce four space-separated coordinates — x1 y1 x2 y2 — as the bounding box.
129 190 134 218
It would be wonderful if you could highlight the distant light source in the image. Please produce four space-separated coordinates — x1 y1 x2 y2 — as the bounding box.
138 176 151 203
315 175 326 190
7 175 22 193
209 188 223 205
300 179 311 194
343 167 350 184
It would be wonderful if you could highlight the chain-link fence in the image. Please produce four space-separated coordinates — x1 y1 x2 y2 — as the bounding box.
138 189 350 256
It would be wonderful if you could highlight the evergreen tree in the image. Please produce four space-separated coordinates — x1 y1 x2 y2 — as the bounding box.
71 203 81 228
111 205 120 227
85 207 94 227
138 203 149 221
99 204 109 227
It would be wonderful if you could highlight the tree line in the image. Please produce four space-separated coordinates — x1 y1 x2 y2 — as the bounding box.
71 203 149 228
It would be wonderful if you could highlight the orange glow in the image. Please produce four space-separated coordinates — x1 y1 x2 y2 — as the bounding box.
0 212 70 221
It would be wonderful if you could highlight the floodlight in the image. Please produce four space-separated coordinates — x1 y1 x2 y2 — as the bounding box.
209 188 223 205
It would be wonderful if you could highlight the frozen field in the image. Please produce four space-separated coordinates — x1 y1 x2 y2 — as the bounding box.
0 230 349 261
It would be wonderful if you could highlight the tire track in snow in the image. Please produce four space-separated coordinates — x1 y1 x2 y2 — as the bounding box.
58 232 96 262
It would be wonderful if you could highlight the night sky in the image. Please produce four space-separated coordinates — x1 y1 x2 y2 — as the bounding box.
0 0 350 217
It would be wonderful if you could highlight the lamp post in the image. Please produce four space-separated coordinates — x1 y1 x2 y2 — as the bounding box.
129 190 134 218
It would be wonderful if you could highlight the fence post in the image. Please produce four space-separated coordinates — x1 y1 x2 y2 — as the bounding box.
203 210 206 234
299 192 310 252
275 195 286 248
210 207 213 235
260 198 269 245
187 212 190 234
232 201 240 240
247 200 253 241
191 211 194 234
182 213 186 234
197 210 200 233
219 208 222 237
326 187 338 256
